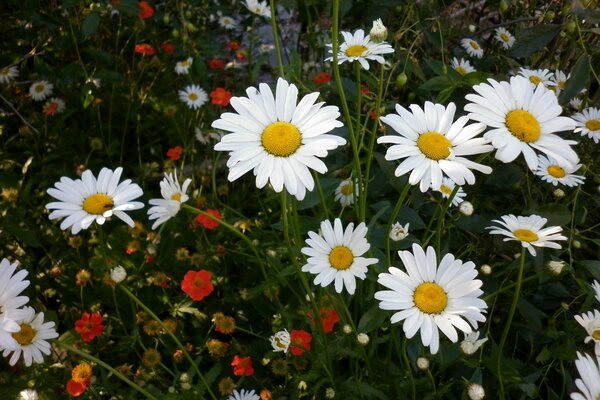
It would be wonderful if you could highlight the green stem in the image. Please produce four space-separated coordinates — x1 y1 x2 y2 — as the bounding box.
269 0 285 78
313 171 331 219
433 185 459 261
401 336 416 400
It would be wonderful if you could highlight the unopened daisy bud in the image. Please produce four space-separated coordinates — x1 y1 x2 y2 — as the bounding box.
298 381 307 391
325 387 336 398
416 357 429 370
269 329 291 353
181 382 191 391
468 24 476 33
389 222 410 241
370 18 388 43
572 240 581 249
459 201 474 216
342 324 352 334
480 264 492 275
553 188 565 199
357 333 369 345
467 383 485 400
179 373 190 383
546 260 565 275
262 357 270 365
460 331 488 355
110 265 127 283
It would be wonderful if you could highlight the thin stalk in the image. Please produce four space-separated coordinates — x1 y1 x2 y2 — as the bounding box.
269 0 285 78
401 337 416 400
313 171 331 219
433 185 459 261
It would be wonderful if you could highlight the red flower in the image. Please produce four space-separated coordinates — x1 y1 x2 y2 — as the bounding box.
231 355 254 376
210 87 233 107
75 312 104 343
181 270 214 301
207 58 225 69
195 209 222 229
160 41 175 55
166 145 183 161
66 379 88 397
236 50 248 62
226 41 240 51
308 307 340 333
313 72 331 85
134 43 156 56
138 1 154 19
290 329 312 356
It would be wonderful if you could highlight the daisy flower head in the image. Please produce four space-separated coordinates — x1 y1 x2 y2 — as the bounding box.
228 389 260 400
461 38 484 58
269 329 291 353
535 155 585 187
378 101 493 192
301 218 378 295
179 85 208 110
0 258 30 321
218 15 237 29
147 169 192 229
435 177 466 206
549 70 570 95
450 57 476 76
46 167 144 234
389 222 410 241
494 27 515 49
334 178 357 207
2 306 58 367
487 214 567 256
244 0 270 18
0 65 19 84
517 67 554 87
174 57 193 75
0 316 21 352
465 76 578 171
460 331 488 355
212 78 345 200
326 29 394 70
42 97 66 116
571 352 600 400
375 244 487 354
29 80 53 101
573 107 600 143
575 310 600 357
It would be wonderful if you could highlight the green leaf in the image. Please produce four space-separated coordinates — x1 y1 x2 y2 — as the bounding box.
373 152 405 194
558 54 590 103
529 203 571 226
357 305 389 333
580 260 600 281
509 24 561 58
419 75 451 91
82 11 101 38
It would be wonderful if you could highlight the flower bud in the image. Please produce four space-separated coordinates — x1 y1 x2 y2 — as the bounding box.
416 357 429 370
546 260 565 276
459 201 474 216
110 265 127 283
468 383 485 400
370 18 388 43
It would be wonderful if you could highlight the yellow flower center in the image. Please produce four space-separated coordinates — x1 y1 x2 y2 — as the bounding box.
329 246 354 270
261 121 302 157
500 33 510 42
558 80 566 90
83 193 114 215
12 323 36 346
417 131 451 160
341 183 353 196
586 119 600 131
188 92 199 101
513 228 539 242
274 337 287 350
440 184 452 195
0 68 8 75
346 45 367 57
171 193 182 201
529 76 542 85
454 66 467 76
413 282 448 314
505 110 541 143
547 165 566 178
593 329 600 341
470 41 480 50
181 60 191 67
35 84 45 93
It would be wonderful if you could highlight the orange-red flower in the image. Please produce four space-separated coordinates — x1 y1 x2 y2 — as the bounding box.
66 379 88 397
236 50 248 62
231 355 254 376
166 145 183 161
72 363 93 385
226 41 240 51
138 1 154 19
210 87 232 107
208 58 225 69
181 269 214 301
195 209 222 229
75 312 104 343
290 329 312 356
160 41 175 55
134 43 156 56
313 71 331 85
308 307 340 333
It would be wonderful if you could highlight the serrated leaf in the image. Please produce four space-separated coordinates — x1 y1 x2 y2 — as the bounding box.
82 11 101 38
558 54 590 103
509 24 560 58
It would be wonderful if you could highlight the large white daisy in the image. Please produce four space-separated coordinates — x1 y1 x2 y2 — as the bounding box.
461 38 484 58
535 155 585 187
0 258 30 321
573 107 600 143
487 214 566 256
212 78 345 200
494 27 515 49
326 29 394 70
301 218 378 295
29 80 53 102
378 101 492 192
0 65 19 84
571 352 600 400
46 167 144 234
179 85 207 110
575 310 600 357
450 57 475 76
0 316 21 352
375 244 487 354
465 76 579 171
147 170 192 229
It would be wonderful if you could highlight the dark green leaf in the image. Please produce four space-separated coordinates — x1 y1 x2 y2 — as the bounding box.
580 260 600 281
358 305 389 333
82 11 101 38
529 203 571 226
558 54 590 103
509 24 561 58
419 75 452 91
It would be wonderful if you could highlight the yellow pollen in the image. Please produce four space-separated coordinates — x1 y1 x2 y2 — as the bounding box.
585 119 600 131
470 41 480 50
513 228 539 243
35 84 45 93
12 323 36 346
500 33 510 42
505 110 541 143
413 282 448 314
340 184 353 196
346 45 367 57
188 93 199 101
547 165 566 178
529 76 542 85
593 329 600 341
329 246 354 270
454 66 467 76
171 193 182 201
417 131 451 160
261 121 302 157
440 184 452 195
83 193 114 215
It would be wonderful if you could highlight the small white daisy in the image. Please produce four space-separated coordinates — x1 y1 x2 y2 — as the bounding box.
487 214 567 256
218 15 237 29
147 169 192 230
571 352 600 400
301 218 378 295
46 167 144 234
213 78 345 201
517 67 554 87
269 329 291 353
465 76 578 171
573 107 600 143
592 281 600 303
450 57 476 76
0 65 19 84
375 244 487 354
575 310 600 357
244 0 270 18
461 38 484 58
548 70 570 95
334 178 357 207
2 307 58 367
17 389 39 400
29 80 53 102
378 101 492 192
0 258 30 321
326 29 394 70
460 331 488 355
179 85 208 110
435 177 466 206
174 57 193 75
535 155 585 187
43 98 66 116
570 97 583 111
494 27 515 49
389 222 410 241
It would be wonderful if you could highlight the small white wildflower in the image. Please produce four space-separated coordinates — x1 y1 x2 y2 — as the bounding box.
389 222 410 241
325 387 336 398
269 329 291 353
416 357 429 370
467 383 485 400
110 265 127 283
459 201 474 216
298 381 307 391
17 389 39 400
460 331 488 355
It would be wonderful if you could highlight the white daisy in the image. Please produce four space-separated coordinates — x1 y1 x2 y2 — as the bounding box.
0 65 19 84
301 218 378 295
389 222 410 241
461 38 484 58
218 15 236 29
435 177 466 206
573 107 600 143
450 57 476 76
43 97 66 116
592 281 600 303
465 76 578 171
459 331 488 355
517 67 554 87
179 85 207 110
487 214 567 256
326 29 394 70
244 0 270 18
46 167 144 234
548 70 570 95
29 80 53 102
575 310 600 357
378 101 492 192
147 170 192 229
375 244 487 354
571 352 600 400
334 178 356 207
212 78 346 200
0 316 21 352
2 307 58 367
17 389 39 400
174 57 193 75
535 155 585 187
494 27 515 49
0 258 30 321
228 389 260 400
570 97 583 111
269 329 291 353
